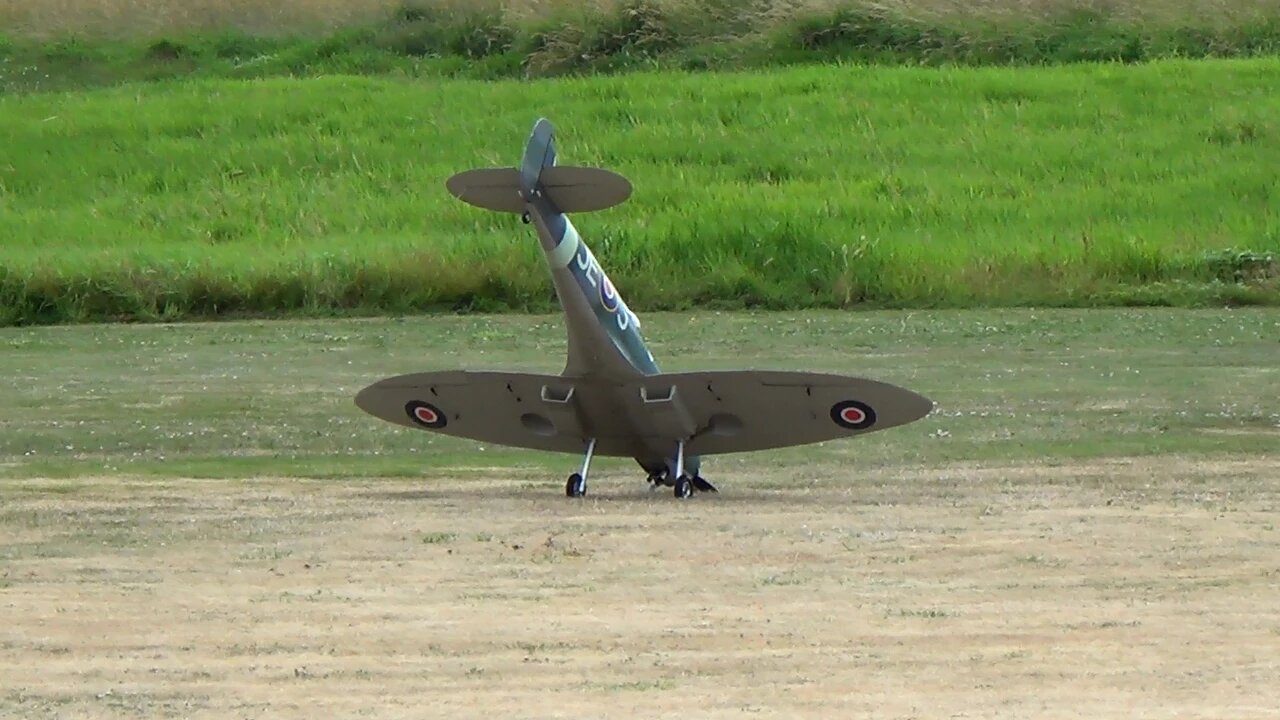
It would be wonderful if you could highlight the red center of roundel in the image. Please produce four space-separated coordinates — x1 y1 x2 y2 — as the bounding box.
413 406 439 424
840 407 866 424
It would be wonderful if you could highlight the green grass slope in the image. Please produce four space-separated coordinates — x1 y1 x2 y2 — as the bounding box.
0 58 1278 325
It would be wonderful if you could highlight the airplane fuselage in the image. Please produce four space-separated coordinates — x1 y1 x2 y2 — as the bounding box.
526 194 700 479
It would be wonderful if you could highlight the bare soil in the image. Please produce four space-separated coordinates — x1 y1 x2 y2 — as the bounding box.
3 455 1279 719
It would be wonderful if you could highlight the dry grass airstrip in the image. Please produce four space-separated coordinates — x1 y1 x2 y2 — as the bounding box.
4 456 1279 719
1 309 1278 717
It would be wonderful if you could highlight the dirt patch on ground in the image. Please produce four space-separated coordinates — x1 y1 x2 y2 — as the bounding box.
2 456 1278 719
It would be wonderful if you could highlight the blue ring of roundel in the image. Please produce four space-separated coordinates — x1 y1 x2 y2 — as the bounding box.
405 400 448 429
830 400 876 430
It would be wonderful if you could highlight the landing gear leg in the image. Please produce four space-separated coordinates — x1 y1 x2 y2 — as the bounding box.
673 440 693 499
566 437 595 498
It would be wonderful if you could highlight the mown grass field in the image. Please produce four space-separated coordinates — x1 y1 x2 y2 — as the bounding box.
2 309 1276 479
1 59 1278 325
1 310 1278 717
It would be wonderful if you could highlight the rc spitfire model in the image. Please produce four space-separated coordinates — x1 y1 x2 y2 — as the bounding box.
355 119 933 499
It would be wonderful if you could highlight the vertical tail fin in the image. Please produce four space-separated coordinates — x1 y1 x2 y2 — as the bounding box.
520 118 557 199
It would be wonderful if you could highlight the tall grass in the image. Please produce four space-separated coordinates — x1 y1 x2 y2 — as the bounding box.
0 59 1278 325
3 0 1280 92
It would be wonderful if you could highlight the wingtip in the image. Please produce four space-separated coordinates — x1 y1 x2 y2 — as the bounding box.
352 382 378 415
912 391 937 421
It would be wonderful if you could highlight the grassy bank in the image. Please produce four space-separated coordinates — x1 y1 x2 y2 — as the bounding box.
3 0 1280 92
1 59 1278 325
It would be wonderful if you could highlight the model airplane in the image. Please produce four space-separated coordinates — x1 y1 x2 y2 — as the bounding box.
355 119 934 498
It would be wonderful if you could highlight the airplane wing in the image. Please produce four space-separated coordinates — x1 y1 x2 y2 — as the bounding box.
355 369 932 459
354 371 590 454
629 370 933 456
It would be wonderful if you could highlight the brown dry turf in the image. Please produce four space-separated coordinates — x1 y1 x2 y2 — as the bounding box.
3 455 1279 718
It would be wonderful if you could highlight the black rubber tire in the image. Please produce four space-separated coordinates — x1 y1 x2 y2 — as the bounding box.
673 475 693 499
565 473 586 497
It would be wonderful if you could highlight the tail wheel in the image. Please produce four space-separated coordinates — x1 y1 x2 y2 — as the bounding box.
565 473 586 497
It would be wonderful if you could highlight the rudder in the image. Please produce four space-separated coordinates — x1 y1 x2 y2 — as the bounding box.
520 118 557 198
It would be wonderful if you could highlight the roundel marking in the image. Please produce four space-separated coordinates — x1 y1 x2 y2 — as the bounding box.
406 400 447 429
830 400 876 430
840 406 866 424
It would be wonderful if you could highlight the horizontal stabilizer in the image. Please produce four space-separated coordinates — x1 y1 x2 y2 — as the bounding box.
541 166 633 212
446 166 632 214
445 168 524 213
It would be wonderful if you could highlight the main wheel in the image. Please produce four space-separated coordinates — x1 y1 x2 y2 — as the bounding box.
673 475 693 499
565 472 586 497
